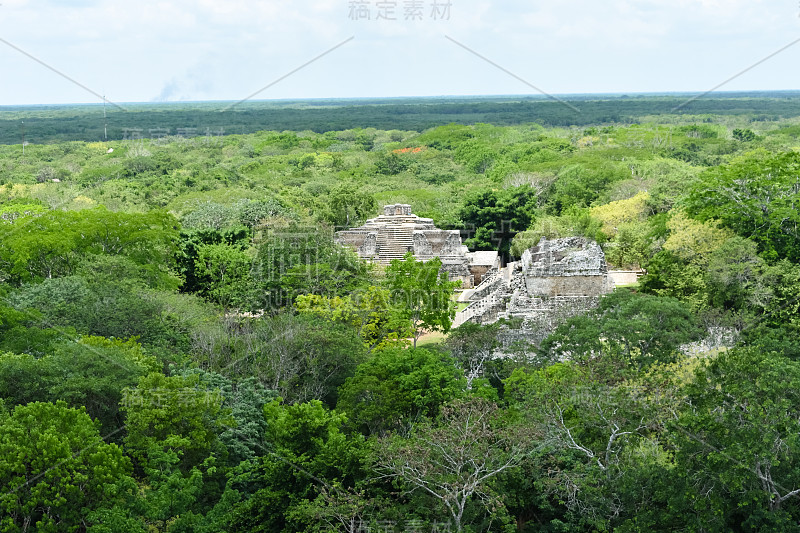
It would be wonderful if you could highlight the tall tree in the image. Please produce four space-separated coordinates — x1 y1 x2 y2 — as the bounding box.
212 400 370 533
375 397 534 532
0 401 133 531
385 252 460 347
337 346 465 435
324 184 377 229
444 322 500 390
457 186 537 262
195 242 253 311
672 348 800 529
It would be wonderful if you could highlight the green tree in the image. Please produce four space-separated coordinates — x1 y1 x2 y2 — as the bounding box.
253 225 370 310
7 275 172 345
444 321 500 390
640 212 734 311
175 226 251 295
0 336 158 435
374 152 409 176
193 313 366 407
545 161 629 215
505 360 669 530
541 290 701 368
706 236 770 310
0 401 133 532
181 369 277 466
296 286 411 349
375 397 533 532
385 253 460 347
684 150 800 262
121 372 229 474
0 201 48 224
742 260 800 360
0 207 178 284
454 139 497 173
323 184 377 229
732 128 757 142
213 400 370 533
457 186 537 261
196 242 253 310
671 348 800 529
337 346 465 435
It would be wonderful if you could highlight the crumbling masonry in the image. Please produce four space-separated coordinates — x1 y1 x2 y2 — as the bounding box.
336 209 613 347
335 204 499 289
454 237 615 346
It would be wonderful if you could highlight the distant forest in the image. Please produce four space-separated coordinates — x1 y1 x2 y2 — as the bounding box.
3 91 800 144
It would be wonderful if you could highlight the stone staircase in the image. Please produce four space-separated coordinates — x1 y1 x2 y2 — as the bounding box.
377 224 414 264
452 293 506 327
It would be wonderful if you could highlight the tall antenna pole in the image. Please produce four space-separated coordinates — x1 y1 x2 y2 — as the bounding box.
103 94 108 142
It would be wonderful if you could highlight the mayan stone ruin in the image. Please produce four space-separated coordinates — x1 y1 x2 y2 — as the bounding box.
337 210 613 346
455 236 615 346
335 204 499 288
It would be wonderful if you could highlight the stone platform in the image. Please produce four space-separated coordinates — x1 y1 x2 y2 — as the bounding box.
454 237 615 346
335 204 499 289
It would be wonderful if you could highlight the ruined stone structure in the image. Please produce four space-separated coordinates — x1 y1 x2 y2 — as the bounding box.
467 251 501 286
335 204 498 289
455 237 615 346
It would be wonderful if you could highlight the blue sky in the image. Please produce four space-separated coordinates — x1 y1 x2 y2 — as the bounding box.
0 0 798 105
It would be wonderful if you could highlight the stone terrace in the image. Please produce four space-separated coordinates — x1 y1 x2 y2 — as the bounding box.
335 204 499 289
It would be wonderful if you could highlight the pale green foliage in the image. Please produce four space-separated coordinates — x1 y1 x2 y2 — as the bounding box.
590 191 650 238
662 211 733 263
0 202 48 224
295 286 410 349
511 209 605 257
0 207 178 283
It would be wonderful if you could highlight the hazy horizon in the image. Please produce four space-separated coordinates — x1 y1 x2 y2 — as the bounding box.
3 89 800 110
1 0 799 107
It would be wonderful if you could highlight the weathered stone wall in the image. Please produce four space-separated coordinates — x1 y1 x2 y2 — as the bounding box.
336 230 370 249
413 232 434 257
499 296 601 348
384 204 412 216
441 258 474 289
524 275 612 297
417 230 450 256
442 233 464 256
522 237 608 278
608 270 642 287
455 236 614 348
360 233 377 258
